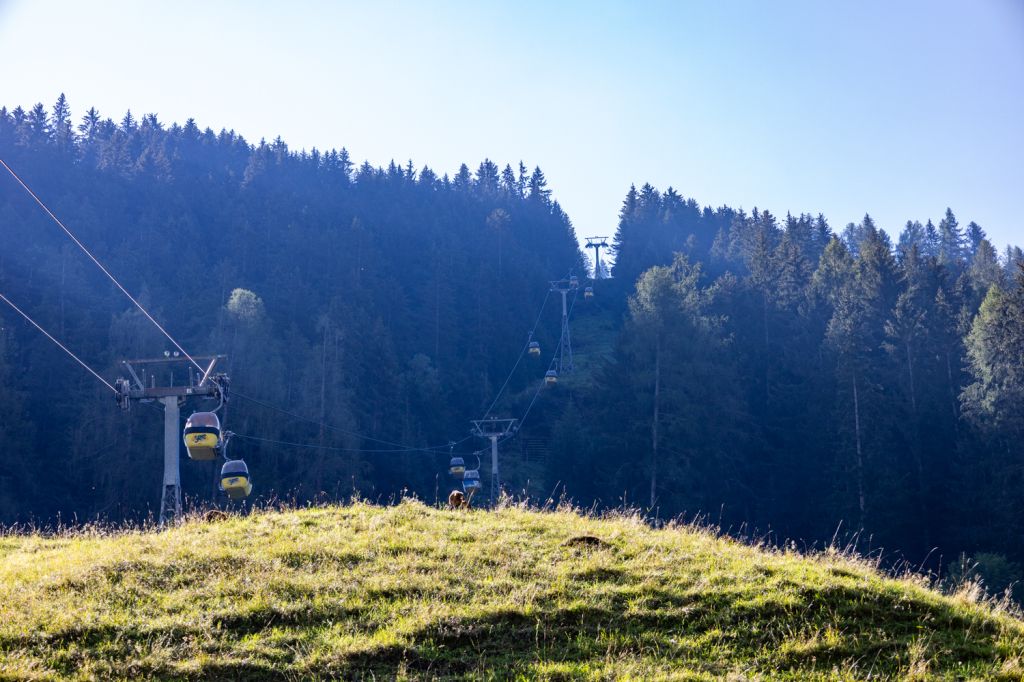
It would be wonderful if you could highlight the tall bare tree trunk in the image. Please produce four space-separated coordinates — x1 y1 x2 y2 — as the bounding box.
316 322 328 493
852 371 866 527
763 290 770 403
906 342 917 415
59 248 66 338
907 341 929 547
945 351 960 437
434 269 440 360
650 336 661 508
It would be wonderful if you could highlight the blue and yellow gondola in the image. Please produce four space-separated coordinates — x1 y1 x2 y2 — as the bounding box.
220 459 252 500
183 412 221 461
462 469 482 496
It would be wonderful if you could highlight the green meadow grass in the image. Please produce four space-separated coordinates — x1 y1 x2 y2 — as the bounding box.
0 500 1022 680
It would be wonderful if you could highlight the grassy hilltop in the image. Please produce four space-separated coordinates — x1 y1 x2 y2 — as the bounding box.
0 501 1022 681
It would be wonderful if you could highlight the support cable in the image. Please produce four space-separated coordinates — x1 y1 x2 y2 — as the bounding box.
0 158 205 375
0 290 116 393
234 278 560 460
232 432 460 455
478 268 569 421
518 286 580 430
481 288 550 419
233 391 472 453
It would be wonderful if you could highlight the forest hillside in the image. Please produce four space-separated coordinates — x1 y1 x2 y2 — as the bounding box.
1 97 1023 588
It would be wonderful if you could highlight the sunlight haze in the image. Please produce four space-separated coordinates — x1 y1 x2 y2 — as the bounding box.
1 0 1022 247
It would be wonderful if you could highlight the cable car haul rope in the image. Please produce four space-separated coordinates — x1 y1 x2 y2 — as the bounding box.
0 291 118 393
1 158 207 377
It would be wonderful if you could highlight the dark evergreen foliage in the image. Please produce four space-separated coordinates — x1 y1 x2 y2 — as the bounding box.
600 183 1023 571
2 97 1023 578
0 97 580 519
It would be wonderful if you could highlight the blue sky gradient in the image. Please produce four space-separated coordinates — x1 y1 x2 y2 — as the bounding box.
1 0 1021 248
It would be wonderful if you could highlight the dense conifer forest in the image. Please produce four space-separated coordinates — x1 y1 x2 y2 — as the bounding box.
1 97 1022 588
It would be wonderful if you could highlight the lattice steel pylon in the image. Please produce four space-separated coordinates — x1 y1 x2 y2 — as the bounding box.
549 278 575 374
585 236 610 279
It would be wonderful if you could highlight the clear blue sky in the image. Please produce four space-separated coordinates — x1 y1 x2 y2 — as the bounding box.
1 0 1022 249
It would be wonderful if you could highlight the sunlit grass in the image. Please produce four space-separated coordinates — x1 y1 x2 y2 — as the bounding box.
0 499 1021 680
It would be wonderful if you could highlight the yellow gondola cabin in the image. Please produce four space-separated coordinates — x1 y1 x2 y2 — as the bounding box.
183 412 221 460
220 459 252 500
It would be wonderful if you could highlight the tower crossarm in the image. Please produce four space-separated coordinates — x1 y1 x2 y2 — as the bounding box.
471 418 519 438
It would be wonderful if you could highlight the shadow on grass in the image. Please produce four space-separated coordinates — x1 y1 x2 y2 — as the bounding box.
295 584 1011 679
4 581 1015 680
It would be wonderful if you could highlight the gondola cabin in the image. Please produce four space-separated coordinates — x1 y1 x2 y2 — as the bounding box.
462 469 482 494
545 369 558 385
220 459 252 500
183 412 220 461
528 341 541 356
569 275 579 288
449 456 466 477
584 286 594 300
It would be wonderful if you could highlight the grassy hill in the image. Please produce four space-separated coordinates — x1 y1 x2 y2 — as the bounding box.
1 501 1022 681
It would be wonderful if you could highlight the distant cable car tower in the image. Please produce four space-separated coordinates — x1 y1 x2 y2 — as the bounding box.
470 418 518 505
585 236 610 279
549 277 576 374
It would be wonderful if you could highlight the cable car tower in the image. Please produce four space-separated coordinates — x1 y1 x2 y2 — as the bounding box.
114 354 227 527
585 236 610 279
470 418 518 505
549 277 577 374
